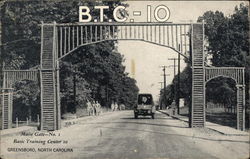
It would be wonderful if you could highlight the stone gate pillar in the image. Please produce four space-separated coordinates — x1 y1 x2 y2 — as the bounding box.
40 22 61 131
236 85 245 130
0 88 13 129
191 22 205 127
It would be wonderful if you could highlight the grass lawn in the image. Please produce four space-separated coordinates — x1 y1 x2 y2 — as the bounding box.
179 106 249 130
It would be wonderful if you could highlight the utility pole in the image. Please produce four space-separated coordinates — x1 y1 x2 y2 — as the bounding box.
168 58 178 108
163 66 167 110
168 53 181 114
168 58 177 76
158 82 163 110
160 66 170 110
158 82 163 89
177 46 181 114
73 68 77 113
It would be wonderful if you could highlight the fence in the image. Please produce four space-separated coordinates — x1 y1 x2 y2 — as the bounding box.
14 115 40 128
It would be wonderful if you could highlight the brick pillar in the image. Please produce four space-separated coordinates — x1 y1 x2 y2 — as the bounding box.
236 85 245 130
0 89 13 129
40 22 60 131
191 23 205 127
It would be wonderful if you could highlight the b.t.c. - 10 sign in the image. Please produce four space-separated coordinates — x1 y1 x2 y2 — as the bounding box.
79 5 170 23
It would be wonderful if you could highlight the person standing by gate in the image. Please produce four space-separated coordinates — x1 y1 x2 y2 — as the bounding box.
93 101 97 116
111 101 115 111
114 102 118 111
87 100 93 116
96 101 101 115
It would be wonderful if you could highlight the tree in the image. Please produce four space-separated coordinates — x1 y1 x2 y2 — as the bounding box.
13 80 40 121
1 0 127 69
118 76 139 108
159 84 174 107
159 64 192 108
1 0 138 115
60 41 139 112
206 77 236 107
198 3 249 107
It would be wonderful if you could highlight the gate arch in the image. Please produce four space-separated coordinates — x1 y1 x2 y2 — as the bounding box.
1 69 39 129
40 21 205 130
205 67 245 130
54 22 191 60
1 21 245 131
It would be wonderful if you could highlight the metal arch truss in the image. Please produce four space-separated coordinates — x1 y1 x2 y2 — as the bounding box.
205 67 246 130
205 67 245 85
1 69 39 129
2 70 39 88
52 22 191 60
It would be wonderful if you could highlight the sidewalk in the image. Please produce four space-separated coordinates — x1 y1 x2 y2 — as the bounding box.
0 111 115 137
0 126 37 137
61 111 114 127
159 109 249 136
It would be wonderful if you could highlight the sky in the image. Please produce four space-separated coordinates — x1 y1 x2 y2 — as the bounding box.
117 1 248 101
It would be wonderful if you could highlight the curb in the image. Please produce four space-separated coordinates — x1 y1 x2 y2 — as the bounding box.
157 110 188 123
205 126 249 136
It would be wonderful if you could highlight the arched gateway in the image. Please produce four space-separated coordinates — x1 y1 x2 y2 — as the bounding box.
1 21 246 131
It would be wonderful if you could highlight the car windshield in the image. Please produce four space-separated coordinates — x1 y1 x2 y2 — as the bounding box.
138 94 153 105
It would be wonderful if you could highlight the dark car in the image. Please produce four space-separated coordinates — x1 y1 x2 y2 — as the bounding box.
134 93 156 119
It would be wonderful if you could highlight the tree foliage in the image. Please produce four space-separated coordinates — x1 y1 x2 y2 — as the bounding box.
160 64 192 107
198 3 249 106
1 0 127 69
159 84 174 107
161 3 249 108
61 42 139 112
1 0 138 115
198 4 249 67
13 80 40 121
206 77 236 106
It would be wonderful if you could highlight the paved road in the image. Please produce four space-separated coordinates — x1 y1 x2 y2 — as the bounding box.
73 111 217 159
1 111 249 159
